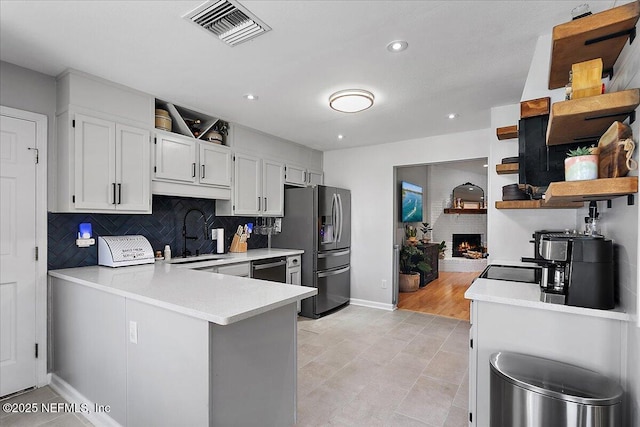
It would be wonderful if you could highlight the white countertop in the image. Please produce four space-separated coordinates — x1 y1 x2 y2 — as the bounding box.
465 277 629 321
49 249 315 326
166 248 303 269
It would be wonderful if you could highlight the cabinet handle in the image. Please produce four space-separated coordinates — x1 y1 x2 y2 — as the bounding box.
192 163 196 178
117 183 122 205
258 197 261 211
303 171 307 183
112 183 117 205
264 197 267 211
201 165 205 179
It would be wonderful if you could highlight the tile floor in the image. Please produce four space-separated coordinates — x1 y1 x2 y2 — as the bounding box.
296 305 470 426
1 305 470 427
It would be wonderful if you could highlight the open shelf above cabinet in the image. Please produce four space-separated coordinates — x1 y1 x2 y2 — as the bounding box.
155 99 228 145
496 125 518 140
548 0 640 90
546 89 640 146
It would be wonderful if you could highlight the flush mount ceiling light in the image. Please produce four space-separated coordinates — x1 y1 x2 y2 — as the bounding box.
329 89 375 113
386 40 408 52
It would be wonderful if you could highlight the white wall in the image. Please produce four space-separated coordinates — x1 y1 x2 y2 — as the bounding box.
323 129 490 307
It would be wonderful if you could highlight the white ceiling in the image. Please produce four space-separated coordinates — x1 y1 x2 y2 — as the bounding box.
0 0 623 151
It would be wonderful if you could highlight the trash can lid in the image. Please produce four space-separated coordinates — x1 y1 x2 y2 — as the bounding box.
490 352 623 406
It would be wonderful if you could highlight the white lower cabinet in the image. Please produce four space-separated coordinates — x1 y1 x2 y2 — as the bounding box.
286 255 302 312
217 152 284 216
152 131 232 199
67 113 151 213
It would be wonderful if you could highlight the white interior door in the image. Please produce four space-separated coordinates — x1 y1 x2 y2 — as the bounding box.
0 114 37 397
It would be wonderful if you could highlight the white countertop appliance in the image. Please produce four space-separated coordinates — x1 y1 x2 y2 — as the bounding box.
98 235 155 267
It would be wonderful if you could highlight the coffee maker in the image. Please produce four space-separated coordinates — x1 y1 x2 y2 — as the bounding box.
525 231 615 309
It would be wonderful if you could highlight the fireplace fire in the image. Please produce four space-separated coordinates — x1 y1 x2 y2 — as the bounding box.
452 233 482 257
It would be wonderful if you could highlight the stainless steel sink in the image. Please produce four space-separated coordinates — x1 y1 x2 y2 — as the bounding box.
168 254 230 264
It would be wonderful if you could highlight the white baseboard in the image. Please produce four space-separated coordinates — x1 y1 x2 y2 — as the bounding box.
49 374 122 427
350 298 395 311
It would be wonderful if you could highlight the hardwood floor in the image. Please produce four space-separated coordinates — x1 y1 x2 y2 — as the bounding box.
398 271 480 321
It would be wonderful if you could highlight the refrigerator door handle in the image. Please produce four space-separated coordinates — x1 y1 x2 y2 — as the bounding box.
331 193 338 243
317 265 350 278
336 193 343 243
317 249 350 258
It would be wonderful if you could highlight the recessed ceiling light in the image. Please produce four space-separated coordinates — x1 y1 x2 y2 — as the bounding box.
329 89 374 113
244 94 259 101
386 40 408 52
338 134 344 140
448 113 458 119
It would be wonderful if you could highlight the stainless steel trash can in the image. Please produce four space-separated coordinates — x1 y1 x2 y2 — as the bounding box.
490 352 623 427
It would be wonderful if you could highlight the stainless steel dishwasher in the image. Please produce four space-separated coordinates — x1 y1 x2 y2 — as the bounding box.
251 257 287 283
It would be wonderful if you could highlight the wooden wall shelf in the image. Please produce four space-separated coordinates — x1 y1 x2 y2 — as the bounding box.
546 89 640 146
496 125 518 140
495 200 584 209
496 177 638 209
543 176 638 204
548 0 640 89
444 208 487 214
496 163 519 175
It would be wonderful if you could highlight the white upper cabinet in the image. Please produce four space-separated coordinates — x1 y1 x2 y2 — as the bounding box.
154 133 197 183
217 153 284 217
51 70 153 213
284 164 323 187
72 114 150 212
200 143 232 188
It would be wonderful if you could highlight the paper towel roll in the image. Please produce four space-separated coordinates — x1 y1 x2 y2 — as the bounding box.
216 228 225 254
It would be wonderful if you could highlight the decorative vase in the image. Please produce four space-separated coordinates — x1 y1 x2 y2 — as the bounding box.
439 251 445 259
406 237 418 246
565 154 598 181
399 273 420 292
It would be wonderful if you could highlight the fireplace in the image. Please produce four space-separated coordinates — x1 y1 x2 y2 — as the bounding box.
452 233 482 257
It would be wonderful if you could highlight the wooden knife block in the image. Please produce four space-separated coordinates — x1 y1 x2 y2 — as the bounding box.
229 234 247 253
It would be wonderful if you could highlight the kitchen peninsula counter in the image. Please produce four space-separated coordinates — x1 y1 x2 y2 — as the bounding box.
48 250 315 427
49 248 311 326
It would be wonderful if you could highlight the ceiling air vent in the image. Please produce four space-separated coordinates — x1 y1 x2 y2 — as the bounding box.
184 0 271 47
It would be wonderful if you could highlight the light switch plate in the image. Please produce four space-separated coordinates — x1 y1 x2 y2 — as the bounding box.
129 321 138 344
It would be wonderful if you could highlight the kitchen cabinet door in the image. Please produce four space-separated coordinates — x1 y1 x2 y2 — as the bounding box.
262 159 284 216
308 169 324 186
154 133 197 183
284 164 306 187
115 124 150 211
73 114 116 210
233 153 261 215
199 143 231 187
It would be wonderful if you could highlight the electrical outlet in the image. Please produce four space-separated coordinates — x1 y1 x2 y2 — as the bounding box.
129 321 138 344
381 279 387 289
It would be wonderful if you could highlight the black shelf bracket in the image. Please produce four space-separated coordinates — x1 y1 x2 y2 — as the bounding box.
628 194 635 206
585 26 636 46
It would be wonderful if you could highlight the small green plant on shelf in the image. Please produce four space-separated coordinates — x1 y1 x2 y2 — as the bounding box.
567 145 596 157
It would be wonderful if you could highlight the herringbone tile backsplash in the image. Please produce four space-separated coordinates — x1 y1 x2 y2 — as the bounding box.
48 195 267 270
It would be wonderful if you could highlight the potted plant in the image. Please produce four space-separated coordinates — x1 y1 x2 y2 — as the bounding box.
405 224 418 246
420 222 432 243
438 240 447 259
399 245 431 292
565 145 599 181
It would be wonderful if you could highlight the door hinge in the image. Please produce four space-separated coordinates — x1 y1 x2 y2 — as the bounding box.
470 338 473 349
35 343 39 358
35 247 39 261
72 119 75 128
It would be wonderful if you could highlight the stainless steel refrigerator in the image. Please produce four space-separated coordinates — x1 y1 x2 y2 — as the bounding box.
272 185 351 318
